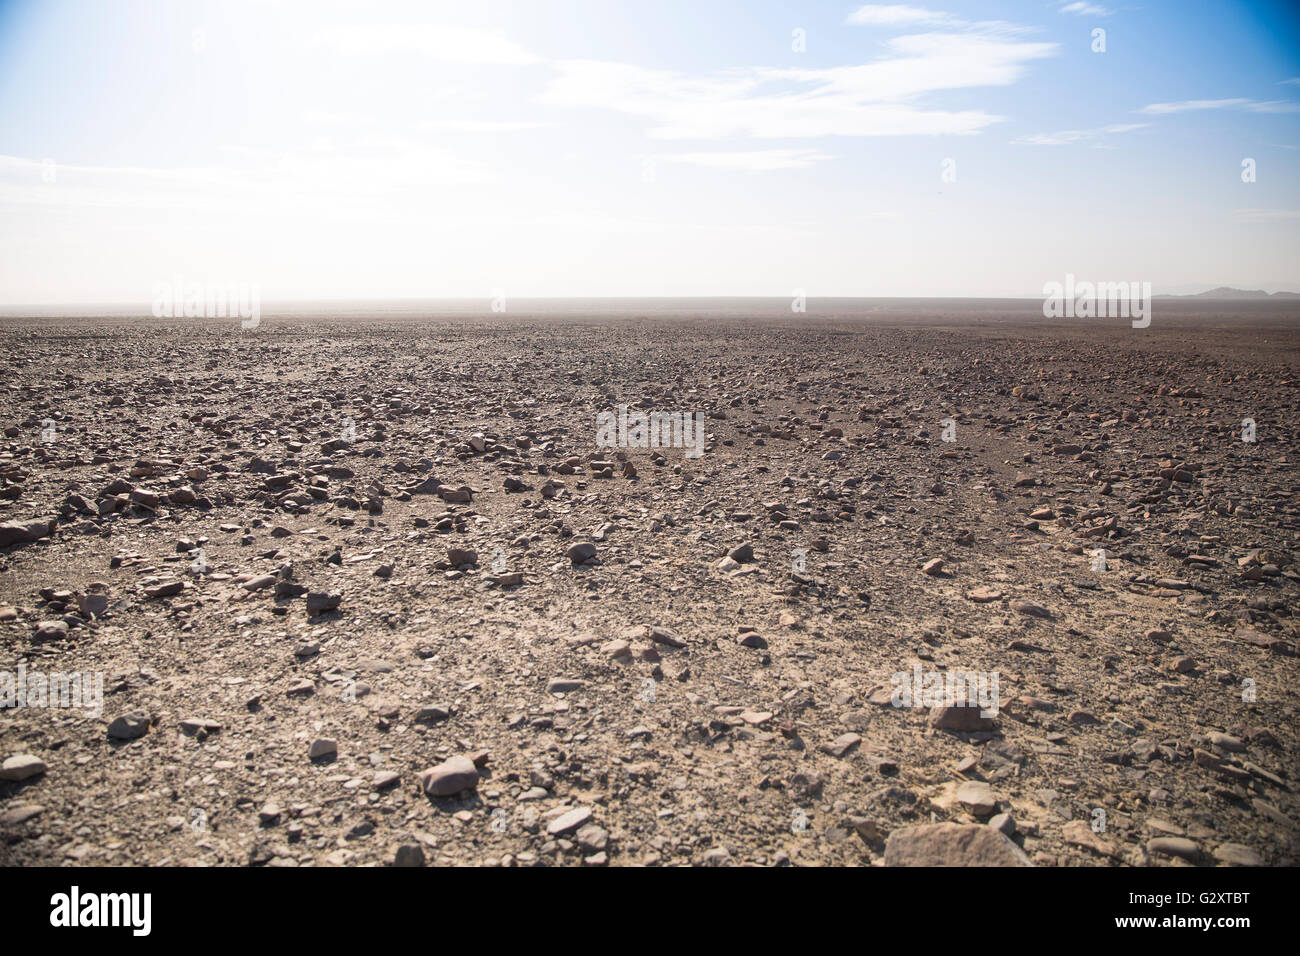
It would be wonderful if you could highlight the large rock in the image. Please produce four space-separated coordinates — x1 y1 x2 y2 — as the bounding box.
0 754 48 782
76 591 109 617
33 620 69 642
0 519 55 548
884 823 1032 866
930 704 996 732
420 755 480 797
107 711 151 740
566 542 598 563
306 591 342 615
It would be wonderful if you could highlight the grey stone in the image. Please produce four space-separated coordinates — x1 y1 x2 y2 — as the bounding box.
107 710 151 740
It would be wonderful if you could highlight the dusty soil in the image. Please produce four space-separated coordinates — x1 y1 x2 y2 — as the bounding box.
1 303 1297 867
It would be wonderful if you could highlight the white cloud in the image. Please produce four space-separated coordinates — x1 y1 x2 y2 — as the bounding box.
0 143 490 216
657 149 835 172
1013 122 1146 145
540 34 1057 140
845 5 1029 35
846 5 955 27
419 120 552 133
310 24 538 64
1059 2 1113 16
1139 98 1300 114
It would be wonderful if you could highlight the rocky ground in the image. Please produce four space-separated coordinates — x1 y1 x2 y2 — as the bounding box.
1 302 1297 867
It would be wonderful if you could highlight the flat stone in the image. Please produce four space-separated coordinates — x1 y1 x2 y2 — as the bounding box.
1207 732 1245 753
547 806 593 836
1148 836 1200 861
649 626 686 648
76 592 108 617
0 518 54 547
179 718 222 735
957 780 997 816
1212 843 1263 866
1062 819 1117 857
1234 626 1288 652
884 823 1032 866
415 704 452 722
546 678 584 694
1010 600 1051 619
0 754 48 782
819 733 862 758
0 803 44 825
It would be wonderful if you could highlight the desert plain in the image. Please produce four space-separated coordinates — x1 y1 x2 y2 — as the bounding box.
0 298 1297 867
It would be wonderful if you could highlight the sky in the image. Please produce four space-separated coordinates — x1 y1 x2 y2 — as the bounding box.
1 0 1298 304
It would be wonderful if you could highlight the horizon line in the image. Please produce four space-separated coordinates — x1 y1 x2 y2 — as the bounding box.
4 290 1300 311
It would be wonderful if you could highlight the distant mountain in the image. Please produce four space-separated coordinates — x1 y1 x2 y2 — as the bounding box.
1156 286 1300 299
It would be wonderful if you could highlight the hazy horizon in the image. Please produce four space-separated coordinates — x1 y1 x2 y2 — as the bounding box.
5 292 1300 326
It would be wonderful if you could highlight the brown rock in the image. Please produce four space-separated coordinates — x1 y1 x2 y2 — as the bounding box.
884 823 1032 866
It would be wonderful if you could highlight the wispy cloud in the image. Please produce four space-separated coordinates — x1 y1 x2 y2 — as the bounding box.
309 24 539 65
541 34 1057 140
1139 97 1300 115
846 5 957 27
1059 2 1113 16
658 149 835 172
419 120 552 133
0 145 491 216
845 4 1030 35
1013 122 1145 146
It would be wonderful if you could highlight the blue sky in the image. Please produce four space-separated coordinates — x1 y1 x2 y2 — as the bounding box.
1 0 1298 302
